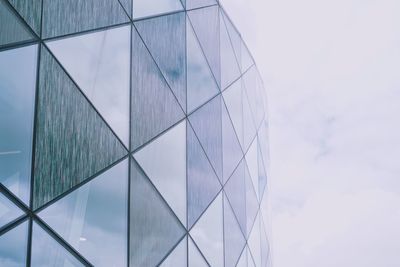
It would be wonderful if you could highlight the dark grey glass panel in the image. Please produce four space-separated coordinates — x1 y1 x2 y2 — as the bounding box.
258 144 267 200
188 236 208 267
0 44 37 205
133 120 187 226
38 159 128 267
0 220 28 266
131 28 185 150
8 0 42 34
186 0 216 10
119 0 132 18
224 160 246 235
190 192 223 267
42 0 129 38
135 12 186 110
248 213 261 267
187 5 220 87
46 25 131 146
130 158 185 267
221 10 241 70
222 99 243 183
0 193 23 228
246 138 259 200
31 222 84 267
0 0 34 46
33 46 127 209
220 9 241 90
160 236 187 267
132 0 183 19
224 193 246 267
222 79 243 149
189 95 222 181
187 125 221 229
245 162 259 237
186 21 219 112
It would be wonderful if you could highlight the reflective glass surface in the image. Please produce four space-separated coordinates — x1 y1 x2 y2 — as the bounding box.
188 236 208 267
132 0 183 19
8 0 42 35
248 213 261 267
0 220 28 266
221 10 241 70
246 138 259 200
38 159 129 267
236 247 247 267
186 0 217 10
0 44 37 204
245 162 258 237
241 40 254 73
242 85 257 151
258 145 268 199
160 236 187 267
134 120 187 226
47 25 131 146
0 193 23 228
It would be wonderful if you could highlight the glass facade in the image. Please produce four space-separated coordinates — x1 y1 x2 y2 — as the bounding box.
0 0 270 266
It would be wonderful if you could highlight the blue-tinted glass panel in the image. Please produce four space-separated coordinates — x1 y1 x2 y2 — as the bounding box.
241 40 254 73
186 0 216 10
222 79 243 148
242 84 257 152
42 0 129 38
236 246 247 267
135 12 186 110
258 144 268 199
132 0 183 19
246 138 259 200
160 236 187 267
46 25 131 146
221 10 241 70
8 0 42 35
38 159 128 267
260 216 270 267
248 213 261 267
0 44 37 204
0 193 24 228
31 222 84 266
119 0 132 18
188 236 208 267
245 162 258 237
0 220 28 266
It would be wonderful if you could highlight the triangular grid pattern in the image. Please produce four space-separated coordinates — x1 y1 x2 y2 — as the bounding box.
0 2 269 266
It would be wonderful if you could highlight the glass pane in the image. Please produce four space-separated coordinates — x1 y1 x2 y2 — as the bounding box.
160 236 187 267
8 0 42 35
236 247 247 267
38 159 128 267
187 125 221 229
119 0 132 18
0 220 28 266
132 0 183 19
242 84 257 152
33 46 127 209
224 160 246 235
222 79 243 149
46 25 131 146
42 0 129 38
224 193 246 267
0 44 37 205
245 138 259 200
134 120 187 226
221 10 241 70
186 0 217 10
0 0 34 47
190 192 223 267
245 162 258 237
187 5 220 87
134 12 186 110
188 236 208 267
0 193 24 228
222 100 243 182
131 28 185 150
189 95 222 181
31 222 84 267
260 217 270 267
248 213 261 267
220 9 240 90
258 145 267 199
130 158 185 267
241 40 254 73
247 246 256 267
242 67 259 127
186 21 219 112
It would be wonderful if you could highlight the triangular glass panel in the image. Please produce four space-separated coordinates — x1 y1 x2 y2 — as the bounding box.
0 220 28 266
224 159 246 236
258 144 268 200
0 44 37 205
38 159 129 267
247 246 256 267
221 10 241 70
135 12 186 110
7 0 42 35
260 217 270 267
131 28 185 150
134 120 187 226
222 79 244 149
243 67 259 128
242 84 257 152
258 120 270 173
47 25 131 146
180 0 186 8
31 222 84 266
187 5 220 87
248 213 261 267
0 192 23 228
188 236 208 267
246 138 259 200
0 0 35 47
160 236 187 267
33 46 127 209
186 20 219 112
241 40 254 73
187 124 221 229
130 158 186 267
245 162 258 237
236 247 247 267
220 9 241 90
186 0 217 10
132 0 183 19
190 192 223 267
224 193 246 267
119 0 132 18
222 99 243 183
41 0 129 38
189 95 222 181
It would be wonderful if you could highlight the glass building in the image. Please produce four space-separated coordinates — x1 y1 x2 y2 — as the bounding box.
0 0 270 266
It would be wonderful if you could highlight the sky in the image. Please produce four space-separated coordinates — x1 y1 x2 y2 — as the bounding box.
221 0 400 266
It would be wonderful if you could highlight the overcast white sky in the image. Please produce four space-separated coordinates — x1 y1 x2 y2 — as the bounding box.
221 0 400 266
